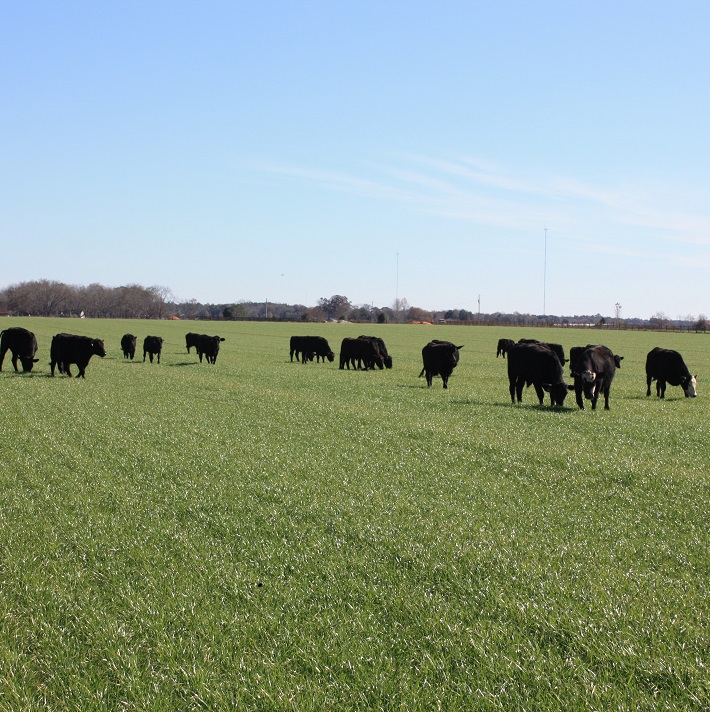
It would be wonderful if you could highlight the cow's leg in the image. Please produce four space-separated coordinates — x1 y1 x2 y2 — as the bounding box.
442 374 448 389
603 386 611 410
157 352 161 364
0 346 6 371
590 385 599 410
64 363 72 377
515 378 524 403
534 384 545 404
11 353 20 372
508 378 516 403
646 375 653 397
575 385 584 409
657 380 665 398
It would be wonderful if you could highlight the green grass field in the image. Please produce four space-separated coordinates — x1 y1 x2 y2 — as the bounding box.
1 318 707 710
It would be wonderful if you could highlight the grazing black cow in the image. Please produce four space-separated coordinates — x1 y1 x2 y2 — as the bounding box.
570 344 618 410
291 336 334 364
186 332 201 354
143 336 163 364
50 333 106 378
419 340 463 389
358 336 392 368
197 334 225 364
496 338 515 358
645 347 697 398
339 337 385 370
507 342 572 406
0 327 39 372
120 333 137 360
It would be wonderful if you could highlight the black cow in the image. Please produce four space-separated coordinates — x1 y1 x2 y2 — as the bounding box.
340 337 384 370
358 336 392 369
419 340 463 389
186 332 201 354
143 336 163 364
198 335 225 364
645 347 697 398
570 344 618 410
518 338 565 365
291 336 334 364
0 327 39 372
570 344 623 374
507 342 572 406
120 333 137 360
50 333 106 378
496 338 515 358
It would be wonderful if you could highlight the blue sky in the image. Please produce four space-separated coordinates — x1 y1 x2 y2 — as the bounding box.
2 2 709 319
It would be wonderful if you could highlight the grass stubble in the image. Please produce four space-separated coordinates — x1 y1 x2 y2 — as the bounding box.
0 319 707 710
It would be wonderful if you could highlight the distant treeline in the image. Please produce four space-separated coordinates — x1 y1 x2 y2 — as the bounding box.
0 279 707 331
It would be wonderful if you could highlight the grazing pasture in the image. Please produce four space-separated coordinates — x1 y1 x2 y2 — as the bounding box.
0 318 708 709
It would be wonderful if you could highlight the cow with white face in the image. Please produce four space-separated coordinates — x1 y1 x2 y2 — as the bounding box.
646 347 697 398
571 344 619 411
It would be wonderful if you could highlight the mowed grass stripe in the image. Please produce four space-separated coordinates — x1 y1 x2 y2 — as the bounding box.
0 318 707 709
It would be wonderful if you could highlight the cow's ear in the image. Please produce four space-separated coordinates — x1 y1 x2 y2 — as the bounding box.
456 345 464 349
33 358 40 363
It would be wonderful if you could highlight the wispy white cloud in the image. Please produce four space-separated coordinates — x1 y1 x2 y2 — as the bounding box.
256 155 710 248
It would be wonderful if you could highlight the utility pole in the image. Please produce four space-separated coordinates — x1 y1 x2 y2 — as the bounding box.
395 252 399 323
543 228 548 316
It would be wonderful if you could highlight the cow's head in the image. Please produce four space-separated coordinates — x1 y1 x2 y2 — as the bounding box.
20 356 40 372
683 375 697 398
92 339 107 358
384 355 393 369
326 351 335 362
614 355 624 368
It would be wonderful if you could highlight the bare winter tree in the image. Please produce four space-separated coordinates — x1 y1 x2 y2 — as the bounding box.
148 285 174 319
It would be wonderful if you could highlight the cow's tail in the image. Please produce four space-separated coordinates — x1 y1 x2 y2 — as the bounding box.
418 368 425 378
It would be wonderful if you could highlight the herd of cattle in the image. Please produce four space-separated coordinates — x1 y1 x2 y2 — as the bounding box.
0 328 227 377
0 326 698 409
495 337 697 409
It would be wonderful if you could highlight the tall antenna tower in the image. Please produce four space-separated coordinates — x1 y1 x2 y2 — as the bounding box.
543 228 548 316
